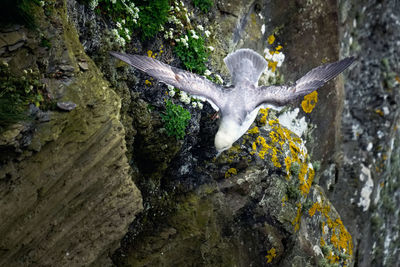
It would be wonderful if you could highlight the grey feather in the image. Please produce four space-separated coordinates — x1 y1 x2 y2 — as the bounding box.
110 51 225 110
255 57 355 107
223 49 268 85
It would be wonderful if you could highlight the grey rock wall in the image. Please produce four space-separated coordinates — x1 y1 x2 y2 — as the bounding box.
0 0 142 266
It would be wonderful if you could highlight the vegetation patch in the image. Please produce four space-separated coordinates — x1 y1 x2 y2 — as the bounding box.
192 0 213 13
161 100 191 140
174 30 209 75
0 63 46 132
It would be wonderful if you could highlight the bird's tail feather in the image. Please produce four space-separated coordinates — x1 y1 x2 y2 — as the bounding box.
224 49 267 85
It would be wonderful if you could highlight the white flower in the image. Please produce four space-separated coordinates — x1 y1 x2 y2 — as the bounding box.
204 30 211 37
207 46 214 51
215 74 224 84
192 34 199 39
116 36 126 47
111 0 116 3
39 1 45 7
2 61 8 67
125 28 130 34
197 25 204 31
175 6 180 12
192 102 197 108
169 90 175 97
180 0 184 6
89 0 98 10
184 13 190 23
111 29 119 37
121 19 125 24
126 35 131 41
167 85 174 90
116 22 122 28
197 102 203 109
204 69 212 76
179 91 191 104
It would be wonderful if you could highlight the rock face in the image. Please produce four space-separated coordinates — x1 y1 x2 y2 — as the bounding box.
0 1 142 266
1 0 399 266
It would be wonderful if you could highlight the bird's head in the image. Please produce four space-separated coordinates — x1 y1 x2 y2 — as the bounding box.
214 119 239 153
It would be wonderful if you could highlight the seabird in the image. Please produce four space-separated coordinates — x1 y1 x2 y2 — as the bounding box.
110 49 355 153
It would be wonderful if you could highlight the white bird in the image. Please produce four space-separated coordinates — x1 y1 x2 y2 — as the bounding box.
110 49 355 153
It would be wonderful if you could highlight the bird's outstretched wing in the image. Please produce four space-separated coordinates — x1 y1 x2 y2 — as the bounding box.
110 52 225 110
253 57 355 108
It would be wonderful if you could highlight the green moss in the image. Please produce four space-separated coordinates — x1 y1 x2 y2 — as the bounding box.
0 63 46 131
192 0 213 13
161 100 191 140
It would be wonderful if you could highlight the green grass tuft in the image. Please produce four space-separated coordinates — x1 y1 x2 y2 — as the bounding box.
136 0 170 40
174 31 209 75
161 100 191 140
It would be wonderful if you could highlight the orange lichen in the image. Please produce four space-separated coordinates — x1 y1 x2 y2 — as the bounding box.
271 148 281 168
308 198 353 265
266 247 277 263
301 91 318 113
225 168 238 178
299 164 314 195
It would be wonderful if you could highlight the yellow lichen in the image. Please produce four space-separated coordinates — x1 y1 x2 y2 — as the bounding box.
268 60 278 72
259 108 269 125
248 126 259 134
268 34 275 44
284 156 291 178
225 168 237 178
308 198 353 265
301 91 318 113
147 50 156 58
145 79 152 86
281 195 288 207
266 247 277 263
292 203 302 232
